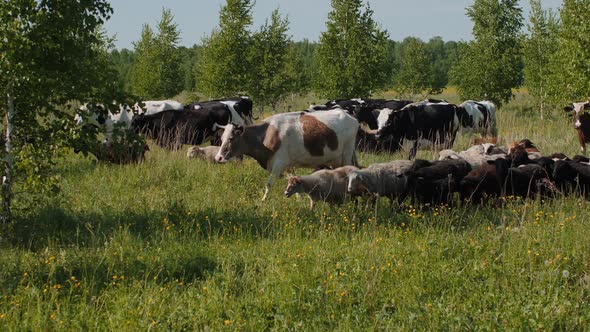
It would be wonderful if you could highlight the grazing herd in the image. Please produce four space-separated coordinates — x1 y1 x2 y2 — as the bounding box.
74 95 590 210
286 139 590 210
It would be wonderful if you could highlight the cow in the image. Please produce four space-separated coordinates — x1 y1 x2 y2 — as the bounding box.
456 100 497 137
373 102 460 159
131 97 254 149
214 110 359 201
353 99 413 153
564 101 590 155
74 103 110 128
109 104 134 128
75 103 136 130
141 100 183 115
185 96 254 125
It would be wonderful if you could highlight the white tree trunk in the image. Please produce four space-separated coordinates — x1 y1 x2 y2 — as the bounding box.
2 84 14 224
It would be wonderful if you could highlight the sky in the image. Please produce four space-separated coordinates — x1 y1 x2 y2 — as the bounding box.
104 0 564 50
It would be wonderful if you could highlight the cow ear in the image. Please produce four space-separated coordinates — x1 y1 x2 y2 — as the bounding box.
564 105 574 112
585 102 590 110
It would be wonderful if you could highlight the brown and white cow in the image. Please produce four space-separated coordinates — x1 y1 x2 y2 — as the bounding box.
215 109 359 200
564 101 590 155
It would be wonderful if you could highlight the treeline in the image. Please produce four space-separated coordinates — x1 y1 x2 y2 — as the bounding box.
110 37 458 99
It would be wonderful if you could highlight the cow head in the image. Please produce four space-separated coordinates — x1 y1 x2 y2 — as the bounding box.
284 176 303 197
564 101 590 129
353 105 379 130
215 124 245 163
376 108 407 146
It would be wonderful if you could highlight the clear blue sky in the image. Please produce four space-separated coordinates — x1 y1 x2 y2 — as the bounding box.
104 0 563 50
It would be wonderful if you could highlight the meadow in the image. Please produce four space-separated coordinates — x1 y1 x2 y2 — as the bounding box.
1 92 590 330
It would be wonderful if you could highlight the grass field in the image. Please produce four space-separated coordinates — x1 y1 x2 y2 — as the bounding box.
1 92 590 330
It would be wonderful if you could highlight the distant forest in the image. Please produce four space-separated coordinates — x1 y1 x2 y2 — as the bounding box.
110 37 459 97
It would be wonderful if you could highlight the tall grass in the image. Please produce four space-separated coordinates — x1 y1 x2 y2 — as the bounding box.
1 93 589 330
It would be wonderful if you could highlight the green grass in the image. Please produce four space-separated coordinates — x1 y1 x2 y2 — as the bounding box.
1 93 590 330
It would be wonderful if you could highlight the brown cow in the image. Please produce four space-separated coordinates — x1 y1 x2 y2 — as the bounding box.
564 101 590 155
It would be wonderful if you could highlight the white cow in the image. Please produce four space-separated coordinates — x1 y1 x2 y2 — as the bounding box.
215 109 359 200
457 100 497 137
75 103 135 141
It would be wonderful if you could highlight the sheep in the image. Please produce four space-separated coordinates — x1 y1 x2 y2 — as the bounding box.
187 146 241 163
347 160 413 205
503 164 556 198
507 139 542 160
438 150 501 168
460 159 505 204
284 166 360 210
553 160 590 197
404 159 472 205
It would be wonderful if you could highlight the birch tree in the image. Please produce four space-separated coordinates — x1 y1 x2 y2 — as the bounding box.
0 0 116 224
450 0 524 106
314 0 389 99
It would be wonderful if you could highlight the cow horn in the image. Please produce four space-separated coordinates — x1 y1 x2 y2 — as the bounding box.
213 123 227 131
358 122 378 135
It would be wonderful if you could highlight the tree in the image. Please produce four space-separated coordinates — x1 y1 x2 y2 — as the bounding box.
196 0 254 98
314 0 390 99
111 48 136 93
450 0 524 106
546 0 590 105
0 0 117 224
395 37 442 98
523 0 559 118
130 8 182 99
248 9 292 113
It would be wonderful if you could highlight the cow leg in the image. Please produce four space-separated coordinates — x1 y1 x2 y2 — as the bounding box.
262 176 274 201
262 162 286 201
309 197 315 210
409 141 418 160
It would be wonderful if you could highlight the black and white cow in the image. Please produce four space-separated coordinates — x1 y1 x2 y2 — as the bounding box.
214 110 359 201
456 100 497 137
185 96 254 125
132 97 254 149
564 101 590 155
311 98 414 153
355 99 414 153
74 103 131 141
140 100 184 115
374 101 460 159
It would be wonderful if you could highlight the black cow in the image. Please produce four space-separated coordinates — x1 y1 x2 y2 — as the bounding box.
132 107 233 150
376 102 460 159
